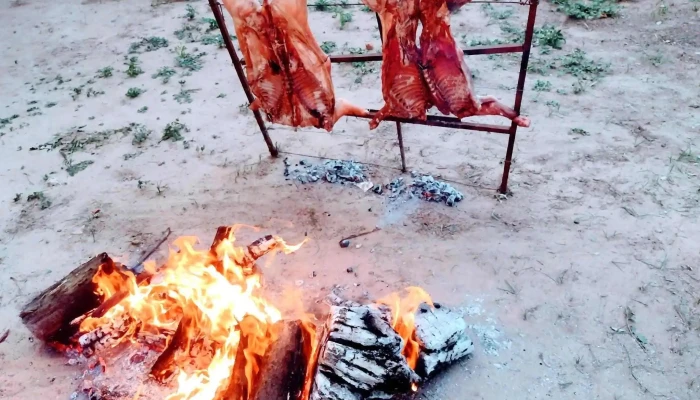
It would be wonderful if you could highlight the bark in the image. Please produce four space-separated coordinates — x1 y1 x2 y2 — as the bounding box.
413 303 474 379
19 253 116 343
220 319 308 400
150 315 194 383
309 305 419 400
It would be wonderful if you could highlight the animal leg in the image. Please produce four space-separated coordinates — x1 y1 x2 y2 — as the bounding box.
477 95 530 127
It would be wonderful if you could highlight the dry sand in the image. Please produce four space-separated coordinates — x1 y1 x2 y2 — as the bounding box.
1 0 699 399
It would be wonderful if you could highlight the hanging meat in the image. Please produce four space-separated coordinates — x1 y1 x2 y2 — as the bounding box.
418 0 530 127
362 0 432 129
222 0 368 132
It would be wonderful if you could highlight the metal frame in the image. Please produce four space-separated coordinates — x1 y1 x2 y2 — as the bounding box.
208 0 539 194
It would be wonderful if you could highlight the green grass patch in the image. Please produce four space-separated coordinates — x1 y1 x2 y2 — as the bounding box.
175 46 206 71
126 87 145 98
162 120 189 142
551 0 619 20
125 57 144 77
129 37 169 53
152 67 177 83
96 66 114 78
320 41 337 54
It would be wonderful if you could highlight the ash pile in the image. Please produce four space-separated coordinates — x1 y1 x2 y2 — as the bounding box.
284 158 464 207
284 158 366 184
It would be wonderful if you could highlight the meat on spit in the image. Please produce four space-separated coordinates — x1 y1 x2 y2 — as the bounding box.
362 0 432 129
418 0 530 127
222 0 368 131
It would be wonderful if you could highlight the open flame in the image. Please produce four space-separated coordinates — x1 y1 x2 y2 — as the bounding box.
378 286 433 370
76 226 432 399
80 228 306 400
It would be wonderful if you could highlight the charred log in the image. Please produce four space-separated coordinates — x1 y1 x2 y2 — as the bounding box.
219 319 308 400
19 253 118 343
251 320 308 400
414 303 474 379
150 315 194 383
309 305 419 400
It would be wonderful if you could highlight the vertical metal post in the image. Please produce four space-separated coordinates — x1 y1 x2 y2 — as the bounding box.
209 0 278 157
374 12 407 172
499 0 538 193
396 122 407 172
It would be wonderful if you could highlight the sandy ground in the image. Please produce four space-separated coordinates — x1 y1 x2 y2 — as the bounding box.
1 0 700 399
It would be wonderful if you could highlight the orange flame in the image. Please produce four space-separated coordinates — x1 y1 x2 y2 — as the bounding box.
377 286 433 371
81 228 305 400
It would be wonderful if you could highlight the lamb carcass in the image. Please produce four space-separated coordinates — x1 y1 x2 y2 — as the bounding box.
418 0 530 127
222 0 368 131
362 0 432 129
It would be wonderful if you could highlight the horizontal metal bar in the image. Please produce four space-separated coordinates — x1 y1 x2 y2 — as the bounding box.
360 110 511 134
235 43 525 66
330 44 523 63
306 1 530 5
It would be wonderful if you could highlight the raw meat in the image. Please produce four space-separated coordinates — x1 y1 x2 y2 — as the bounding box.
418 0 530 127
362 0 432 129
222 0 368 131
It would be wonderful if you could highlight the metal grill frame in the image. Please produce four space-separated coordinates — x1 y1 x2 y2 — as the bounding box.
208 0 539 193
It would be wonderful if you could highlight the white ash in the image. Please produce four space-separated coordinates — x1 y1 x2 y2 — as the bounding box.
468 323 511 356
284 158 366 184
384 173 464 207
409 172 464 206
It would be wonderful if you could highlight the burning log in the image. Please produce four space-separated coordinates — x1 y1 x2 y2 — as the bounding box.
19 253 119 343
150 315 194 383
413 303 474 379
219 319 309 400
85 232 287 331
309 305 419 400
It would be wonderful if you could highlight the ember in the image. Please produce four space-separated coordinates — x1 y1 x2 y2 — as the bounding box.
20 225 473 400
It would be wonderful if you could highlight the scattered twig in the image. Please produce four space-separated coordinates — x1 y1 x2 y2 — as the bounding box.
0 329 9 344
338 227 381 245
618 340 665 397
129 227 172 270
499 280 518 295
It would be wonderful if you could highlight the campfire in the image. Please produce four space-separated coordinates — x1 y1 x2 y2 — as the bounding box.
20 226 473 400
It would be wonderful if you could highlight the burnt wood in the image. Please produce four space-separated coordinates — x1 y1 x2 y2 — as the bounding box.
20 253 115 343
309 305 418 400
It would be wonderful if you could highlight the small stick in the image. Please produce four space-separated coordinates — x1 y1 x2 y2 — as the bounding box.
129 227 172 270
338 227 381 245
0 329 9 344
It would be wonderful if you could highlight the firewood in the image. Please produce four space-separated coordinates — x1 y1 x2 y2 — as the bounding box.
309 305 419 400
219 319 308 400
250 320 308 400
19 253 117 343
413 303 474 379
150 315 194 383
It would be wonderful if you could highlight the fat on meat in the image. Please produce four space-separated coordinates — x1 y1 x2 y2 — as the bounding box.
362 0 431 129
418 0 530 127
222 0 368 131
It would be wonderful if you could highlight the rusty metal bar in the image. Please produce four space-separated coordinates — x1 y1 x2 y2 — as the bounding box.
209 0 278 157
499 0 538 194
330 43 524 63
364 111 511 134
238 43 525 66
307 1 532 5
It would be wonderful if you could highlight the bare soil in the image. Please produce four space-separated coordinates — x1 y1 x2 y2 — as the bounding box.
1 0 699 399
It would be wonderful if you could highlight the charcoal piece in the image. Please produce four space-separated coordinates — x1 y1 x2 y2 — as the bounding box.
413 304 474 379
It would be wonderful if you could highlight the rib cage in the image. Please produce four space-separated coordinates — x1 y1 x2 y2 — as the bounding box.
222 0 367 132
